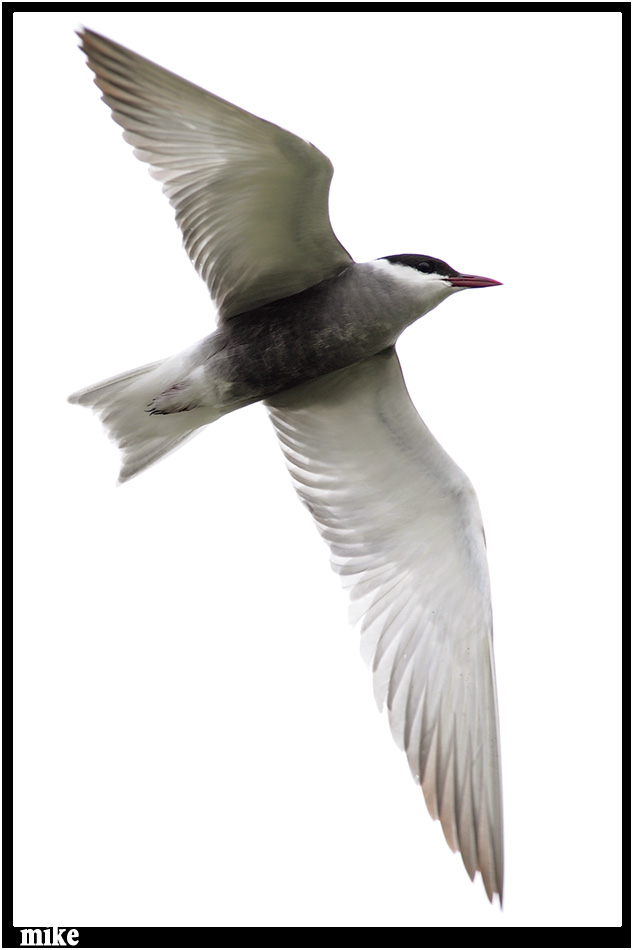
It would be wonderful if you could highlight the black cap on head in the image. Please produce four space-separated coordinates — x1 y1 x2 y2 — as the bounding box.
380 254 459 277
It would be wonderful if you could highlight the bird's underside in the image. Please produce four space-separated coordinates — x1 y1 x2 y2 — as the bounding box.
69 27 504 904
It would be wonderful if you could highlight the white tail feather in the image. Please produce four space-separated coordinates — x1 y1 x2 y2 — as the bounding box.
68 357 221 482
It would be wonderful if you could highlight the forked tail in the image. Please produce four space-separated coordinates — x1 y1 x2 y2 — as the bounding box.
68 357 221 482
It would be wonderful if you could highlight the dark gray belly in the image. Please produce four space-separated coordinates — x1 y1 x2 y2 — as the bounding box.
203 271 400 405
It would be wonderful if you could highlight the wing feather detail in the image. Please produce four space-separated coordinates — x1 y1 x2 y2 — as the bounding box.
267 348 503 903
78 29 352 320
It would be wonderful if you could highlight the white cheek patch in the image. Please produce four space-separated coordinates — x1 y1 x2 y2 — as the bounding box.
368 257 451 291
367 259 457 313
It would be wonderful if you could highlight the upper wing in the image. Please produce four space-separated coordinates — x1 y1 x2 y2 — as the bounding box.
266 348 504 903
78 29 352 320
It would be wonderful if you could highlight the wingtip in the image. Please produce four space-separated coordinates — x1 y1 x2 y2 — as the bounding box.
481 869 503 908
76 27 93 59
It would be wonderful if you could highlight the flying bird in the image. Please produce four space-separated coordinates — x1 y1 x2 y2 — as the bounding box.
69 28 504 904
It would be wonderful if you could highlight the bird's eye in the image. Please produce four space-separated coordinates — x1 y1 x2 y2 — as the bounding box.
417 261 432 273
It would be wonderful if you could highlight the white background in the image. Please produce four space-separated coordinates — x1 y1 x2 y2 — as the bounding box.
14 10 622 929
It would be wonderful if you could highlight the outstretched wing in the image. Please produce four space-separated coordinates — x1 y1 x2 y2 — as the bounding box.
267 348 504 903
78 29 352 320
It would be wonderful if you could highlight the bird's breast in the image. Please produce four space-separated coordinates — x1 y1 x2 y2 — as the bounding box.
204 267 416 406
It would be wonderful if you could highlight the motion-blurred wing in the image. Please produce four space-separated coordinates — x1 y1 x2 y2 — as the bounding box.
267 348 503 903
78 29 352 319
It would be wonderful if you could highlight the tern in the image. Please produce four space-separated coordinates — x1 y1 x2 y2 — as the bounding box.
69 29 504 904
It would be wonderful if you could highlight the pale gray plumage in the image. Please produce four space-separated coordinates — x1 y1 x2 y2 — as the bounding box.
268 349 503 902
78 28 352 319
69 28 504 904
